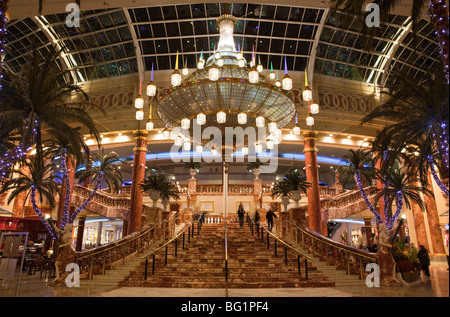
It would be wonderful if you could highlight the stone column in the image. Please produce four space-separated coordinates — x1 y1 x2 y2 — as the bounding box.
303 131 321 233
188 178 197 210
75 215 86 251
128 130 148 234
96 221 103 246
364 216 373 247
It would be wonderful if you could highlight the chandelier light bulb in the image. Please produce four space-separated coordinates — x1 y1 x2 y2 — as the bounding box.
237 51 242 60
214 51 221 60
257 63 263 73
241 146 249 156
310 100 320 114
217 58 224 67
181 118 190 130
268 121 277 133
197 59 204 70
282 74 293 90
255 142 263 153
266 139 274 150
196 145 203 153
146 120 154 131
238 112 247 125
275 79 281 87
135 109 144 120
293 125 301 135
146 82 156 97
249 68 259 83
238 58 245 68
182 67 189 76
174 135 183 146
256 116 265 128
209 65 220 81
171 69 182 87
134 95 144 109
217 111 226 124
162 129 170 139
197 113 206 125
183 141 191 151
269 71 276 80
303 86 313 102
306 114 314 126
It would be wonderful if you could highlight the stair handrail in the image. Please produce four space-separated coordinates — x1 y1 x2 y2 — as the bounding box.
140 213 205 279
249 214 313 261
285 219 377 279
76 218 171 279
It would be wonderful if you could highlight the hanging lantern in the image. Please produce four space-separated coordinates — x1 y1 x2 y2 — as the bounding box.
241 146 249 156
197 113 206 125
134 95 144 109
268 121 277 133
303 86 313 102
196 145 203 153
182 67 189 76
171 69 182 87
256 116 265 128
197 59 204 70
181 118 190 130
293 125 301 135
266 139 274 150
257 62 263 73
282 74 292 90
238 58 245 68
310 100 319 114
306 114 314 126
237 51 243 60
214 51 221 60
255 142 263 153
162 128 170 139
275 79 281 87
209 65 220 81
135 109 144 120
146 82 156 97
217 111 226 124
269 62 276 80
147 63 157 96
249 68 259 83
146 120 154 131
217 57 224 67
174 135 183 146
183 141 191 151
238 112 247 125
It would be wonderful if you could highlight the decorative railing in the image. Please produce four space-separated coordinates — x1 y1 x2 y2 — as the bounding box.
76 218 173 280
285 218 377 280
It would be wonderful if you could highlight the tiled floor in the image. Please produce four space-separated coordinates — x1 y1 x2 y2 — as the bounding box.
0 262 447 298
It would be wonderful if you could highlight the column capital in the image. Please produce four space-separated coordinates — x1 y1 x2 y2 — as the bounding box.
133 129 149 139
302 130 318 139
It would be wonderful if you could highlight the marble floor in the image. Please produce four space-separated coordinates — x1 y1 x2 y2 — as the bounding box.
0 262 447 298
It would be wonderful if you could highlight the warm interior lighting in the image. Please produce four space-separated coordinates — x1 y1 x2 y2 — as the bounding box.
181 118 190 130
310 100 319 114
217 111 226 124
146 82 156 97
209 66 220 81
249 68 259 83
134 95 144 109
256 116 265 128
135 109 144 120
238 112 247 125
303 87 312 102
306 115 314 126
146 120 154 131
282 74 292 90
197 113 206 125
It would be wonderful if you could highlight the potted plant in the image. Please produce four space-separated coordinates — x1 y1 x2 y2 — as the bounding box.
271 181 292 212
184 159 202 179
247 159 265 179
283 171 312 207
140 174 179 207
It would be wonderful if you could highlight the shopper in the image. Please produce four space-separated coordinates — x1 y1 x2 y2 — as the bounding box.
418 245 431 279
266 209 277 232
237 203 245 228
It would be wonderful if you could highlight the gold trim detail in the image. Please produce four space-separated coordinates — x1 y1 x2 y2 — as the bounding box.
303 148 318 153
134 147 148 152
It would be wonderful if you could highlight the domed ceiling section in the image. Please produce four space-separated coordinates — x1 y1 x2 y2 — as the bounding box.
3 3 441 88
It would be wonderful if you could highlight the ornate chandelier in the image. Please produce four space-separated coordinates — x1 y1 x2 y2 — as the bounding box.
135 11 320 157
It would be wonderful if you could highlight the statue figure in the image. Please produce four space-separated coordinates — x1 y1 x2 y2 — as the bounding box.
376 224 402 287
47 219 77 286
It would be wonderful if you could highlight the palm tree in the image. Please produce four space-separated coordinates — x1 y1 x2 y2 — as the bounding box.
70 151 125 222
373 168 433 229
338 149 383 224
282 170 312 207
329 0 449 80
361 67 449 196
0 44 102 174
271 180 292 212
0 157 58 239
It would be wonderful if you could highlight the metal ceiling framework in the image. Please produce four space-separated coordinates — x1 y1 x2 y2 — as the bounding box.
3 3 441 88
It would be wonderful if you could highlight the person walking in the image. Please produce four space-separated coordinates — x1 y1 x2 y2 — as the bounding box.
237 203 245 228
418 245 431 281
266 209 277 232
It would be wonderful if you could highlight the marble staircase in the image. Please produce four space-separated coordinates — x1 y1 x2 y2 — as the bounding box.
119 222 335 288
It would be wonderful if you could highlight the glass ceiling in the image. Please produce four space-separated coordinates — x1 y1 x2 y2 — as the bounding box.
3 3 441 88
